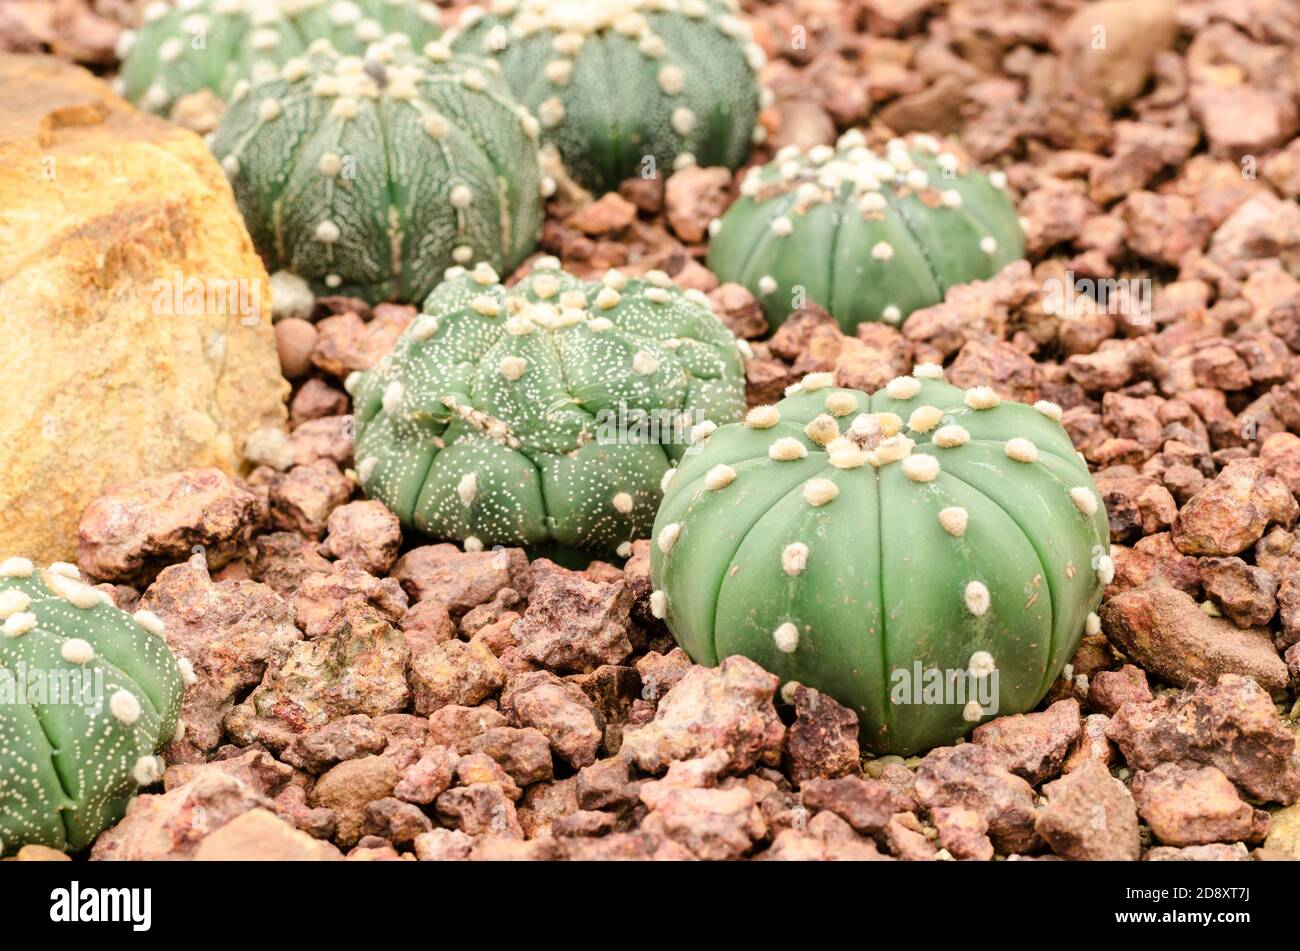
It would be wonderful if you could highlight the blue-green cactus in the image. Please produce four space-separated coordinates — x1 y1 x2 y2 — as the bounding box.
117 0 444 119
351 258 747 555
447 0 765 194
707 130 1026 332
0 559 187 855
209 39 546 303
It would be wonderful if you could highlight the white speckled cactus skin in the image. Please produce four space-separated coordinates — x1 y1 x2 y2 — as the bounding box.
209 39 545 303
649 369 1110 755
117 0 444 118
447 0 765 194
351 259 747 555
707 130 1026 332
0 559 186 855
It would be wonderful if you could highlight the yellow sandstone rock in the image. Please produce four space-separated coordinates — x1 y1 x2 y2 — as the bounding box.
0 55 287 565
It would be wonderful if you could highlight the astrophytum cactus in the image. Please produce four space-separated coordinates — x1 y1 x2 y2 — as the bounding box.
117 0 444 119
707 130 1026 332
447 0 765 194
351 258 747 555
210 39 545 303
0 559 189 855
649 369 1110 755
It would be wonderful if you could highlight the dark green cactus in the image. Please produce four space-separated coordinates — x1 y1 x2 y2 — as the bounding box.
649 370 1109 755
117 0 444 118
351 259 747 555
209 39 545 304
0 559 187 855
447 0 765 194
707 131 1026 332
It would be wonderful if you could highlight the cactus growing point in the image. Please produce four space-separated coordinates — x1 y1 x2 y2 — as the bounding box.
650 370 1109 755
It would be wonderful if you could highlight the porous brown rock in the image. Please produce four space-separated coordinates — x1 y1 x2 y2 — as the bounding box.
1131 762 1268 847
1035 760 1141 861
392 543 532 618
782 685 861 786
971 699 1082 785
512 573 634 672
913 744 1040 854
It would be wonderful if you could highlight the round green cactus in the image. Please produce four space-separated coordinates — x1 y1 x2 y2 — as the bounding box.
209 39 545 304
117 0 444 118
446 0 765 194
649 369 1109 755
351 258 747 555
707 131 1026 333
0 559 188 855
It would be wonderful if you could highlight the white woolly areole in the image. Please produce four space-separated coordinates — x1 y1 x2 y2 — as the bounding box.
499 355 527 381
1085 612 1101 635
177 656 197 686
410 314 439 341
804 415 839 446
4 612 36 638
357 457 379 484
963 581 990 616
705 464 736 490
464 536 484 553
773 622 799 653
132 756 163 787
801 372 834 392
110 689 142 725
690 420 717 445
965 386 1000 410
632 351 657 375
660 468 677 493
1033 400 1063 421
803 478 839 507
913 362 944 379
1004 438 1039 463
968 651 996 678
612 492 634 514
769 437 808 461
134 610 166 637
0 590 31 619
938 506 969 537
657 523 681 554
885 376 921 400
933 424 970 448
173 719 186 744
616 542 633 558
0 557 34 578
61 638 95 664
908 405 945 433
50 562 80 579
962 701 984 723
1070 487 1098 516
782 543 809 577
825 392 858 417
745 405 780 429
871 241 894 261
457 473 478 506
827 438 867 469
650 590 667 619
902 454 940 482
1096 555 1115 585
382 381 404 415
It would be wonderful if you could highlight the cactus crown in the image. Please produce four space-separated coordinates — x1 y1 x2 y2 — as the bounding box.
707 130 1026 332
209 38 545 303
649 371 1109 755
118 0 444 118
351 259 747 555
447 0 765 194
0 559 186 855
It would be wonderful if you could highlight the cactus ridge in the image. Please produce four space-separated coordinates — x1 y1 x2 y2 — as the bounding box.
447 0 765 193
118 0 444 116
351 259 747 554
0 560 185 855
210 39 545 303
650 370 1109 755
707 130 1026 332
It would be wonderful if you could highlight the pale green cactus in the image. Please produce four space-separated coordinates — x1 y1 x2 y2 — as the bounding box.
117 0 444 118
447 0 765 194
209 39 545 303
0 559 188 855
707 130 1026 332
351 258 747 555
650 369 1109 755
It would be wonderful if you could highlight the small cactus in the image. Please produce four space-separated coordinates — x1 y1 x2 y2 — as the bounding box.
117 0 444 119
707 131 1025 332
0 559 186 855
649 370 1109 755
351 258 747 555
446 0 765 194
210 39 546 303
